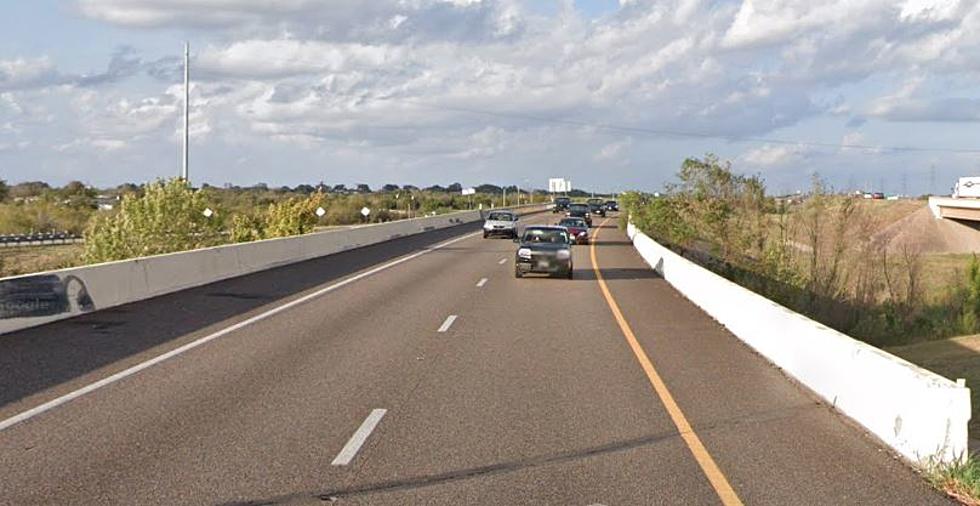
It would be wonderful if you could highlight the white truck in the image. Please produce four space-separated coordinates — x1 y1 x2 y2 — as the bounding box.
953 177 980 198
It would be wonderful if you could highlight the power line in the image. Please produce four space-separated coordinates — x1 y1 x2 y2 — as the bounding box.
397 100 980 155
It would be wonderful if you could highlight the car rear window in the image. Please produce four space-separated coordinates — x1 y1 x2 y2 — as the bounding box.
523 229 568 243
488 212 514 221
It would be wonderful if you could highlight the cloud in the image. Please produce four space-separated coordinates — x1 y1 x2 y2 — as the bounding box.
0 57 65 91
594 138 632 162
870 96 980 122
0 47 145 92
2 0 978 190
741 143 810 167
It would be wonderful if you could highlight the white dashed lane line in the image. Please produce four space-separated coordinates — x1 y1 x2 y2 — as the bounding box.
437 315 458 333
331 408 387 466
476 278 488 288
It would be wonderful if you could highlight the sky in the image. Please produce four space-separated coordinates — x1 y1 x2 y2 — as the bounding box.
1 0 979 194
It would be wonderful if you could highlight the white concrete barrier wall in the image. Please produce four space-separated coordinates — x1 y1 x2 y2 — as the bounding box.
626 222 971 465
0 206 544 336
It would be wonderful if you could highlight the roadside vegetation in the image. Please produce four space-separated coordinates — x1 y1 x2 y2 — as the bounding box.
621 154 976 347
929 459 980 505
0 178 547 276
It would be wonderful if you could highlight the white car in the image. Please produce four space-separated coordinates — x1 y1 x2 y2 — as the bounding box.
483 211 518 238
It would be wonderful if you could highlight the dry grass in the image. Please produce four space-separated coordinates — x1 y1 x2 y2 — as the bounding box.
920 254 974 301
0 244 85 278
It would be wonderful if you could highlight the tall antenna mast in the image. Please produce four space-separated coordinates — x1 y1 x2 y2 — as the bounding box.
182 42 190 182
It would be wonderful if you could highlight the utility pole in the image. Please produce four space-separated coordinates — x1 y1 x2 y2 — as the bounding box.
181 42 190 183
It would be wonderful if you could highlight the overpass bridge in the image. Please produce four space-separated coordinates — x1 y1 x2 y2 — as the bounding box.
930 195 980 221
0 207 961 505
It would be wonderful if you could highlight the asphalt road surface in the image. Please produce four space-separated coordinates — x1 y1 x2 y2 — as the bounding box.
0 212 952 505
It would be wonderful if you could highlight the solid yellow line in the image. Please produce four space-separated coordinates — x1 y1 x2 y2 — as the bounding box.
590 219 744 506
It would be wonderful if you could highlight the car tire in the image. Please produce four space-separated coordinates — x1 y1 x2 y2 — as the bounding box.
515 266 523 278
483 231 488 238
566 267 574 279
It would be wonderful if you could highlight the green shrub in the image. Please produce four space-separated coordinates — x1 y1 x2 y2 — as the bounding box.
263 192 326 238
83 178 224 263
230 214 265 243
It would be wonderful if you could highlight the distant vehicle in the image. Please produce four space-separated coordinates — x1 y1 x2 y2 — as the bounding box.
514 226 574 279
552 197 571 213
558 217 589 244
586 198 606 217
604 200 618 212
567 203 592 227
871 192 885 200
483 210 518 238
954 177 980 198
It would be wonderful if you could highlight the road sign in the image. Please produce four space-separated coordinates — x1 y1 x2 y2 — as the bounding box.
360 207 371 217
548 178 571 193
316 207 326 217
461 188 476 195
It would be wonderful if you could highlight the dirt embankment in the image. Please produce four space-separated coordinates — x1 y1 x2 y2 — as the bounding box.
873 205 980 254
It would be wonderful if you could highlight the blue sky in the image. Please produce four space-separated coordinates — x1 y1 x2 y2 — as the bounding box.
1 0 979 194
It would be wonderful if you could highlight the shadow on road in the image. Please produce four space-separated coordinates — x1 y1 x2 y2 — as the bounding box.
0 222 487 411
573 267 661 281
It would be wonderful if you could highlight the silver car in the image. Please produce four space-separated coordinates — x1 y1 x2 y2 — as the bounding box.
483 211 518 238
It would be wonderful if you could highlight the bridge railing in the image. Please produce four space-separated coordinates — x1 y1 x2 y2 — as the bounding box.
0 232 84 247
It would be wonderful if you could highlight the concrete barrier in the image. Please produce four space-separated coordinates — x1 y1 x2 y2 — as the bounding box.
626 222 971 465
0 206 545 336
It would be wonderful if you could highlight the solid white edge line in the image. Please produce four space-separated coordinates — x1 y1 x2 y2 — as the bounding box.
331 408 387 466
476 278 488 288
437 315 458 333
0 231 482 433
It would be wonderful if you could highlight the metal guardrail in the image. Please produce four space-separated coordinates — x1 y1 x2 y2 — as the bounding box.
0 233 84 247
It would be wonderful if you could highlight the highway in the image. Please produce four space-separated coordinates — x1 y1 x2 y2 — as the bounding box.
0 211 951 505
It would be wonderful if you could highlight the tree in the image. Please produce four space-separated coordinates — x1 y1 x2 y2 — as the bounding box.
295 184 316 194
10 181 50 199
382 184 400 192
476 184 501 194
424 185 446 192
62 181 90 196
116 183 141 195
84 178 225 263
264 192 326 237
0 179 8 202
402 185 419 191
355 183 372 193
332 184 347 193
447 182 463 192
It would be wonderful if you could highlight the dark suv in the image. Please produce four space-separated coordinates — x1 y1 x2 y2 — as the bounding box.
566 203 592 227
587 198 606 218
552 197 571 213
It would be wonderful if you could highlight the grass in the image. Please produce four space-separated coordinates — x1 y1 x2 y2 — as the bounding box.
928 458 980 505
0 244 84 278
